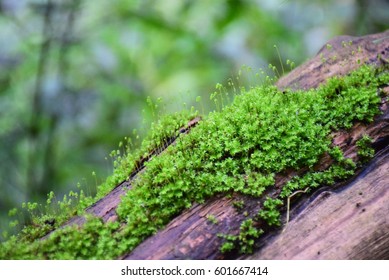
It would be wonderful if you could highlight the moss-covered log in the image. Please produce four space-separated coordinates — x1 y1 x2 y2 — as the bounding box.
122 30 389 260
1 30 388 260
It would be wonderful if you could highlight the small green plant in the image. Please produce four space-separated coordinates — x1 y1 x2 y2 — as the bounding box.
218 234 237 254
219 218 263 254
206 214 218 225
320 53 327 63
232 200 245 210
356 135 375 164
286 59 295 71
257 198 283 227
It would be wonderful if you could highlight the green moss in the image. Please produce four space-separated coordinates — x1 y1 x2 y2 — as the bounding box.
257 197 283 227
218 218 264 254
356 135 375 164
232 200 245 210
1 110 198 258
280 147 357 198
206 214 218 225
0 216 123 260
1 64 388 259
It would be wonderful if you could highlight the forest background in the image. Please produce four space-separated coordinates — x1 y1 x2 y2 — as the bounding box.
0 0 388 237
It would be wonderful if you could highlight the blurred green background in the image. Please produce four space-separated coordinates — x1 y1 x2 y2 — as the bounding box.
0 0 388 233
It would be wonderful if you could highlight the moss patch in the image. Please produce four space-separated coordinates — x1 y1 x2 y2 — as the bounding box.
1 64 388 259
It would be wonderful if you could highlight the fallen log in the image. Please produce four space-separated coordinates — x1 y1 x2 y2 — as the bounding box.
4 30 388 260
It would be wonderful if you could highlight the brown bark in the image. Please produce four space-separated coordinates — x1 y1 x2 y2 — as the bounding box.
44 30 389 259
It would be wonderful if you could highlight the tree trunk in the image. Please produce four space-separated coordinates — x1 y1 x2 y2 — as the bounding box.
45 30 389 260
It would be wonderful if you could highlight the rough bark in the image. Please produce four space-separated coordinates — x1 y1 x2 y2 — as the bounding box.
44 30 389 259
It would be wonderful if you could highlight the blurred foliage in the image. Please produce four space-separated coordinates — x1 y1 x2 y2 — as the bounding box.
0 0 388 233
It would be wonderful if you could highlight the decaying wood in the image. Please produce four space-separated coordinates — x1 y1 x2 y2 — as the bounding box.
44 30 389 259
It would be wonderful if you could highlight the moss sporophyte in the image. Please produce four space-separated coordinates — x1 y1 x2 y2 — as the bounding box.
0 64 387 259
